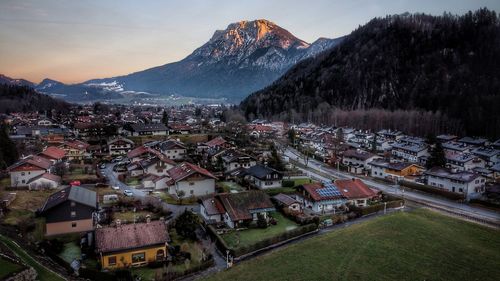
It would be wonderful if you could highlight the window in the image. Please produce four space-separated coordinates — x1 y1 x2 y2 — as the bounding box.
132 252 146 263
21 172 25 176
71 211 76 217
71 222 77 228
189 182 195 186
108 256 117 266
190 190 194 195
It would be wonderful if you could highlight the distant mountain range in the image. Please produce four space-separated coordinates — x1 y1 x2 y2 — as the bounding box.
1 19 342 103
0 83 69 114
241 9 500 138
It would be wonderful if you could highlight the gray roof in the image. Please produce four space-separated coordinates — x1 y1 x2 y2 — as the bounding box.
130 123 167 132
245 164 282 180
425 167 479 183
40 186 97 213
458 137 487 146
392 141 428 153
442 141 470 152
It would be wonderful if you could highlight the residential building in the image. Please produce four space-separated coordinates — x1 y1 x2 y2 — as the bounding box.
425 167 486 199
336 179 378 207
200 191 275 228
458 137 488 147
157 140 186 160
39 186 97 236
40 146 66 164
446 152 485 171
342 149 381 171
95 221 169 269
123 123 168 136
244 164 283 189
59 140 90 161
220 149 257 172
391 141 429 162
272 193 302 212
27 173 61 190
297 181 347 213
471 147 499 166
442 141 472 154
7 155 52 188
108 137 134 156
369 159 424 181
166 162 217 197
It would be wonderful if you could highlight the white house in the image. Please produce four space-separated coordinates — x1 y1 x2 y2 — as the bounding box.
297 181 347 213
157 140 187 160
342 149 381 170
391 141 429 163
7 155 53 187
220 149 257 172
244 164 283 189
200 191 275 228
166 162 216 197
446 152 485 171
27 173 61 190
108 137 134 156
425 167 486 200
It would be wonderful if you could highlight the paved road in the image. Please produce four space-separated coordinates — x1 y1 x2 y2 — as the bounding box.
282 145 500 223
100 162 198 217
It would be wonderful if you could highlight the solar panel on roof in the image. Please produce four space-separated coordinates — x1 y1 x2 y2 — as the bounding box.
317 181 342 197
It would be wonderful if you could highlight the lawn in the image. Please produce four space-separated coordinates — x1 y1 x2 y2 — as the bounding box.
58 242 81 263
291 177 315 187
113 210 156 223
6 190 53 212
0 257 23 279
0 234 65 281
154 192 197 205
219 181 245 193
206 209 500 281
221 212 299 249
0 177 10 188
3 209 34 225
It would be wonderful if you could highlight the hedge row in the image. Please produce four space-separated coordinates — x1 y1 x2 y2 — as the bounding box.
400 180 465 201
469 198 500 209
208 223 318 257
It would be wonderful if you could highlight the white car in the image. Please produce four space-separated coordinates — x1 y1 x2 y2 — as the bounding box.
112 186 120 190
123 190 134 197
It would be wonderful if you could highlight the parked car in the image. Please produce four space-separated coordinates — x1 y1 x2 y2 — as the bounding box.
112 186 120 190
99 164 106 169
123 190 134 197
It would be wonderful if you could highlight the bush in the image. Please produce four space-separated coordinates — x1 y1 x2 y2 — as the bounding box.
469 199 500 209
174 210 199 240
400 180 465 201
282 180 295 187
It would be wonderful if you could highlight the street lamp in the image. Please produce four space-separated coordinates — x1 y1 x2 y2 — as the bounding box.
226 250 230 268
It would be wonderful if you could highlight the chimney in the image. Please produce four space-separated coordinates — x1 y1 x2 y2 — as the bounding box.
352 178 355 182
146 215 151 224
116 219 121 227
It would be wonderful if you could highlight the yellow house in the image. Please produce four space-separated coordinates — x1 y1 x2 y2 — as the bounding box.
95 221 169 269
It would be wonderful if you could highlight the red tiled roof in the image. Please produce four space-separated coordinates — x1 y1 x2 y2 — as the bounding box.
95 221 169 253
8 155 52 172
204 137 227 147
301 183 345 201
200 197 225 215
62 140 90 150
127 146 149 158
335 179 377 200
167 162 217 182
41 146 66 160
217 191 275 221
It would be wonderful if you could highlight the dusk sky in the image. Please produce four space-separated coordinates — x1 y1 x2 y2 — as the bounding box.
1 0 499 84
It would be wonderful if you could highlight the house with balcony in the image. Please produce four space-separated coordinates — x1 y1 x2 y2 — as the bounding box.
425 167 486 200
243 164 283 189
108 137 134 156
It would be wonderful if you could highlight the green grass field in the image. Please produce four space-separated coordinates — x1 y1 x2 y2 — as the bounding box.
0 257 23 279
0 235 65 281
221 212 298 249
206 209 500 281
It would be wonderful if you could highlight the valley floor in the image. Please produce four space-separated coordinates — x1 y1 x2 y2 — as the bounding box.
204 208 500 281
